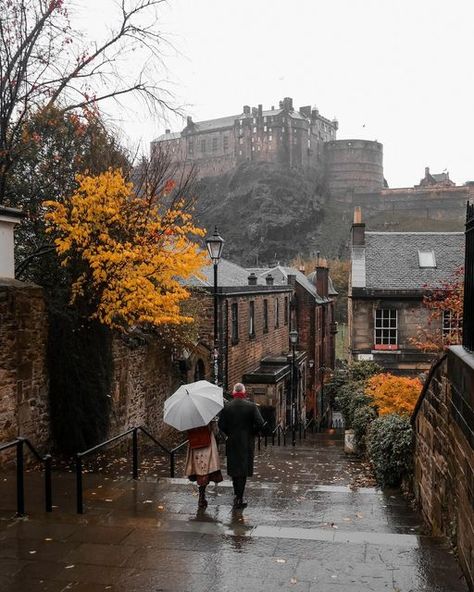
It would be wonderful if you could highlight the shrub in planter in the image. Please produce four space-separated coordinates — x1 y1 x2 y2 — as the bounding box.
352 404 377 453
336 382 372 428
367 414 414 487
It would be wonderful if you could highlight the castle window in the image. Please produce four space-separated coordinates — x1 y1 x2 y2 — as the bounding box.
282 127 285 133
264 116 267 123
223 136 229 151
269 135 272 141
263 299 269 333
212 137 218 152
253 118 256 124
257 146 261 151
239 120 243 126
239 138 243 145
253 127 257 133
239 150 242 155
201 139 206 152
188 141 194 155
274 297 280 328
264 125 267 132
252 146 255 151
251 137 254 143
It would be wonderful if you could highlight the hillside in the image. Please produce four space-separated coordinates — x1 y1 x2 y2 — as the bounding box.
194 162 327 266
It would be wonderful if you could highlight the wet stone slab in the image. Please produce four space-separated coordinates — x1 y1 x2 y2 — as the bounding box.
0 436 469 592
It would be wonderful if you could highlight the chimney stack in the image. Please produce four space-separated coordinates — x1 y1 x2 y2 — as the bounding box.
351 207 365 246
243 105 250 115
258 104 263 117
315 256 329 298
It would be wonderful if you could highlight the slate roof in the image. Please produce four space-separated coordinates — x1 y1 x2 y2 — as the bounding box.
153 131 181 142
187 258 260 288
247 265 330 303
363 232 464 291
191 114 240 132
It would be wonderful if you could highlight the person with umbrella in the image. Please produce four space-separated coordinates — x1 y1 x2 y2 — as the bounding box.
163 380 224 509
218 383 265 509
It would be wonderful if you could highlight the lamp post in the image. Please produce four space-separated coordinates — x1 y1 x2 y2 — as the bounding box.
205 226 225 385
289 329 298 446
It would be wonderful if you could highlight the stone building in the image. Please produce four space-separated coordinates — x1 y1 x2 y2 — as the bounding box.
152 97 338 178
348 210 464 374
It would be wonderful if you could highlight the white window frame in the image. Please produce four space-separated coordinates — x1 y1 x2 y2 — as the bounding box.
374 309 398 347
442 309 462 341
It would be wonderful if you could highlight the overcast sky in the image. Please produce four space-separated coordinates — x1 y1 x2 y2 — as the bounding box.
76 0 474 188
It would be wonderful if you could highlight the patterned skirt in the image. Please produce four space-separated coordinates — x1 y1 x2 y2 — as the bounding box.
184 432 223 486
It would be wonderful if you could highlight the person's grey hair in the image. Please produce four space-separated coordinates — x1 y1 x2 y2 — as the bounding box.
233 382 246 393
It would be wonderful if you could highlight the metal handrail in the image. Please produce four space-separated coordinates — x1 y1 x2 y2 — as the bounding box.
75 426 187 513
271 423 287 446
0 437 52 516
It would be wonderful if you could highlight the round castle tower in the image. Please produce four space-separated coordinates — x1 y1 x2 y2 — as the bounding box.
323 139 384 197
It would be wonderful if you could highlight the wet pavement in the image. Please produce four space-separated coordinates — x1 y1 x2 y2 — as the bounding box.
0 434 469 591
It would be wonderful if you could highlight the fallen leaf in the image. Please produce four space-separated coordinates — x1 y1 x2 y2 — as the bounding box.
65 565 75 569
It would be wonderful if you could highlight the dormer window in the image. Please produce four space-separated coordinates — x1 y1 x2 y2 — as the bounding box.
418 250 436 268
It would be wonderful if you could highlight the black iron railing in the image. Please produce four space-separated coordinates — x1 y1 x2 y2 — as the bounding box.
463 202 474 352
75 426 187 514
0 437 52 516
271 423 287 446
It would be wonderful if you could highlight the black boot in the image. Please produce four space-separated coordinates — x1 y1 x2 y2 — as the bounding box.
233 496 247 509
198 486 208 509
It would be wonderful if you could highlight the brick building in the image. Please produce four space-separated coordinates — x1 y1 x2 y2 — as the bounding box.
348 210 464 374
152 97 338 178
247 261 338 424
182 257 337 429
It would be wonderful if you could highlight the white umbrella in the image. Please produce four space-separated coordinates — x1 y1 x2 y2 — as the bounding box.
163 380 224 432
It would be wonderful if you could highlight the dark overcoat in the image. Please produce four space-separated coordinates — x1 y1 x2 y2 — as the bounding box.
218 399 265 477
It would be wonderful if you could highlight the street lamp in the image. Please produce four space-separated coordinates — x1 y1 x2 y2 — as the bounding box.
205 226 225 385
289 329 298 446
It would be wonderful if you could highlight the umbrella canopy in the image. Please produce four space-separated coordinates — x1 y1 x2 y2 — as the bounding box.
163 380 224 432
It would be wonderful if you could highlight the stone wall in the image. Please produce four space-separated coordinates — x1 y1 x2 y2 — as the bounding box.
413 347 474 589
109 336 182 442
0 279 49 455
350 296 436 374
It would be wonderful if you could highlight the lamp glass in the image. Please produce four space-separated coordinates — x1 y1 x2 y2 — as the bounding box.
206 226 225 263
289 329 298 345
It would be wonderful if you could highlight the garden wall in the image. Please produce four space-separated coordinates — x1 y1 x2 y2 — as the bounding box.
413 348 474 590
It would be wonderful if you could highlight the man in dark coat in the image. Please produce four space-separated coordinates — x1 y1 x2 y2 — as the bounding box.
218 382 265 509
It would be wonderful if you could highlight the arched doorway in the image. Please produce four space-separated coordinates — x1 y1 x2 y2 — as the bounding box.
194 359 205 381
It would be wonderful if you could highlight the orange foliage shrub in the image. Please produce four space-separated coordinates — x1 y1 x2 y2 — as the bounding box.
365 373 423 416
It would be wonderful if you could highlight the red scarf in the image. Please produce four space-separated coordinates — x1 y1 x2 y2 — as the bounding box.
232 391 247 399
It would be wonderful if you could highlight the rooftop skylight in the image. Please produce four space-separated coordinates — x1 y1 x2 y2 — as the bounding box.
418 250 436 268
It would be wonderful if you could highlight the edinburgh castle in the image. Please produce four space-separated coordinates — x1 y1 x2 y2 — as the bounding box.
153 97 473 261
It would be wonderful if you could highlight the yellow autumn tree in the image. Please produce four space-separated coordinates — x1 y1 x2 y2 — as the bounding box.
44 168 207 330
365 373 423 416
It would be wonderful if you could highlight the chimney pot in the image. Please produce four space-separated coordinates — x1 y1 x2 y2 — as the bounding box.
186 116 193 126
353 206 362 224
165 129 170 134
248 272 258 286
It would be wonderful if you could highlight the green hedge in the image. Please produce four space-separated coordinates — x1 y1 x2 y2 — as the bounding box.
367 414 414 487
